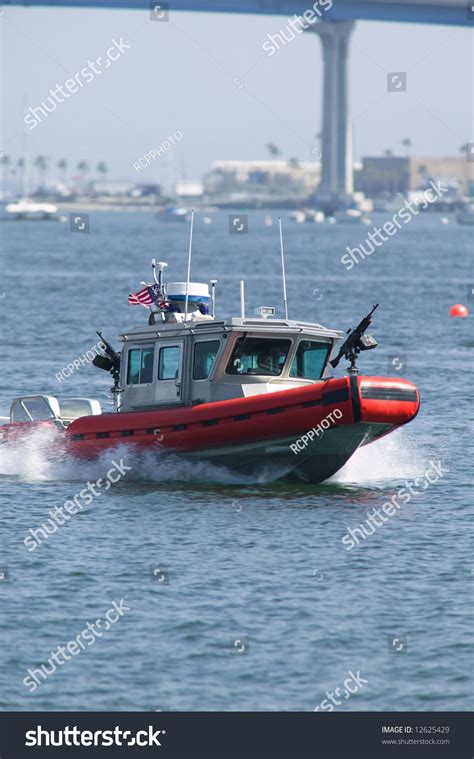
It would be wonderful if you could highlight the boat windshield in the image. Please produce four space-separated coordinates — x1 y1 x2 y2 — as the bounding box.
289 340 330 380
11 396 56 422
226 337 291 376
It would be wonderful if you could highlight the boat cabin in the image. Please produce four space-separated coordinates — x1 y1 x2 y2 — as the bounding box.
118 313 342 413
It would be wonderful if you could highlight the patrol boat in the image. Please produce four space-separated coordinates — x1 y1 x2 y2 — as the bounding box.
1 217 420 483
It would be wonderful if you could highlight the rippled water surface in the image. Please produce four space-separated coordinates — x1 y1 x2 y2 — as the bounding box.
0 210 472 711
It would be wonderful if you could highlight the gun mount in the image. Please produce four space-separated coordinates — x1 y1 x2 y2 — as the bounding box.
92 331 122 410
330 304 379 375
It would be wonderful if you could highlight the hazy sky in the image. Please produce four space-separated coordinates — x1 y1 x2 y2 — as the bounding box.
1 7 472 184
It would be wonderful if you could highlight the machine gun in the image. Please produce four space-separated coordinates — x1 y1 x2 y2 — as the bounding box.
92 331 122 409
330 304 379 375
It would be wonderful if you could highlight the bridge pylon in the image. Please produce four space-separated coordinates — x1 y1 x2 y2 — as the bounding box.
307 20 355 213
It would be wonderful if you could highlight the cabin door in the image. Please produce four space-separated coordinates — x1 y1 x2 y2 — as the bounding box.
154 340 185 405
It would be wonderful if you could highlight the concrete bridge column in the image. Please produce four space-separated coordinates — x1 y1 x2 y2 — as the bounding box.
307 20 355 210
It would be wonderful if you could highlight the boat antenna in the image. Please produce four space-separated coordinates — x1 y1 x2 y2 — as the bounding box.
210 279 218 318
184 209 195 321
278 217 289 320
240 280 246 319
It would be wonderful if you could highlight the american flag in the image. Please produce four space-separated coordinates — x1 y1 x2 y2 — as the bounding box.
128 284 162 307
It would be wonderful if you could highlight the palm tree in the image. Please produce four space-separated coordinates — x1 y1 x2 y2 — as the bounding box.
288 157 299 169
459 143 473 162
459 144 470 193
33 155 48 191
416 164 428 190
384 148 393 157
311 131 322 160
57 159 68 184
266 143 280 159
401 138 412 157
15 157 26 196
0 154 10 193
77 161 89 190
96 161 108 179
417 163 427 181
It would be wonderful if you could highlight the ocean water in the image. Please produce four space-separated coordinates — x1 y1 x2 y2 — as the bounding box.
0 209 472 711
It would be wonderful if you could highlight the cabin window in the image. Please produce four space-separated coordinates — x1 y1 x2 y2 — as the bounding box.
193 340 220 380
158 346 181 381
226 337 291 377
127 346 155 385
11 401 31 422
290 340 330 380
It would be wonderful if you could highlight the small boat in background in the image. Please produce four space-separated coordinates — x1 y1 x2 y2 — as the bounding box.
456 203 474 225
306 209 325 223
5 198 59 220
334 208 366 224
289 210 306 223
5 136 59 220
156 206 189 222
289 209 325 224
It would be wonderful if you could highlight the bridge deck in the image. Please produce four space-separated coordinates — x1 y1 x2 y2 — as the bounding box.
2 0 471 26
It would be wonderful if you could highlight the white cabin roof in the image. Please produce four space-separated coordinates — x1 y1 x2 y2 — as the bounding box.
119 317 343 342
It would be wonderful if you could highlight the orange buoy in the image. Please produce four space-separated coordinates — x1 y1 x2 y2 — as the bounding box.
449 304 468 317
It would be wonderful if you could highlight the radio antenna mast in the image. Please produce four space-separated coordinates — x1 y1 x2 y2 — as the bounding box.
184 209 195 321
278 217 289 320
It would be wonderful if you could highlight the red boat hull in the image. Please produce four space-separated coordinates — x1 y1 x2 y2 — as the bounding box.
65 375 419 457
0 376 419 483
